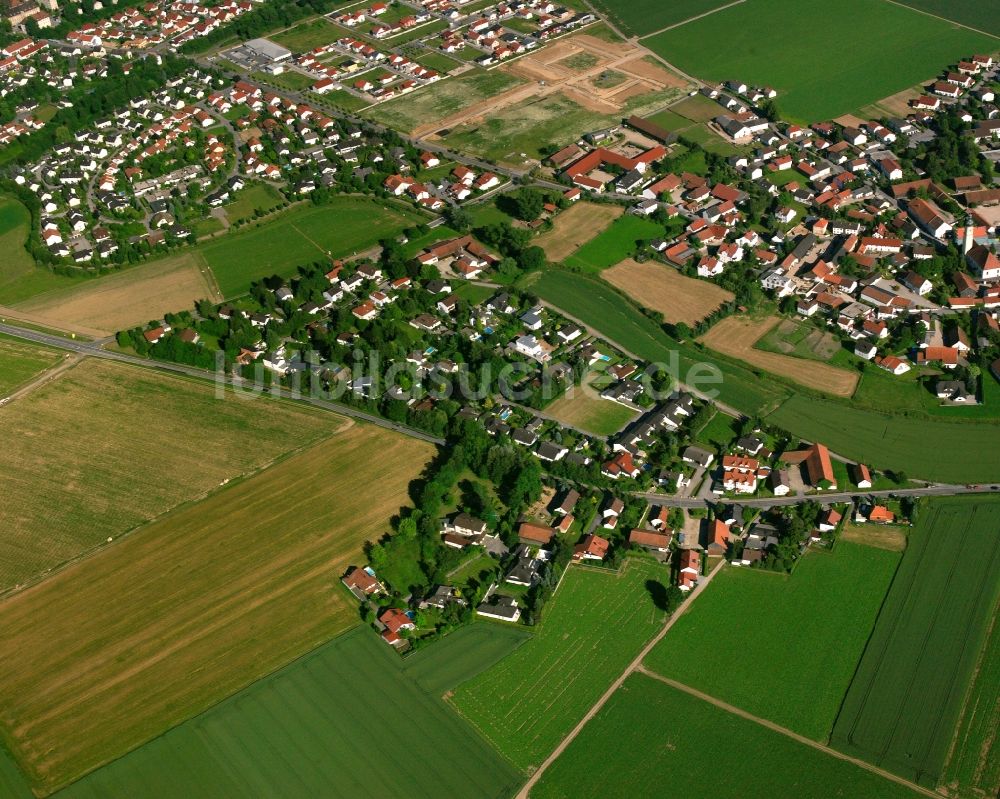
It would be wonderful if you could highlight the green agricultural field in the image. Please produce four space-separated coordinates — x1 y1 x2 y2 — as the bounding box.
831 497 1000 787
563 216 664 272
452 559 672 771
641 0 997 122
892 0 1000 36
644 544 900 742
57 626 524 799
0 333 63 397
527 269 789 413
589 0 735 36
364 69 525 132
695 408 739 450
201 197 423 297
768 395 1000 482
940 610 1000 799
531 673 924 799
0 196 80 306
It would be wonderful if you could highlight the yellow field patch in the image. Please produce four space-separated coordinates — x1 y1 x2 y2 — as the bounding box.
535 203 624 262
840 522 908 552
602 258 734 326
699 315 859 397
0 424 432 795
0 360 339 591
15 252 220 337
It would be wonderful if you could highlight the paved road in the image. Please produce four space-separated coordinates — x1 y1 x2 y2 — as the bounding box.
632 483 990 509
516 557 727 798
0 323 445 446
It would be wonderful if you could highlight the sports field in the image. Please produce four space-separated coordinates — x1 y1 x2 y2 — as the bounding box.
700 315 859 397
891 0 1000 36
545 376 638 436
0 424 433 794
831 497 1000 787
644 543 901 742
0 360 337 592
535 202 623 262
0 333 63 398
531 673 924 799
58 626 524 799
641 0 997 121
563 216 663 272
452 559 671 772
768 395 1000 483
588 0 734 36
15 252 220 337
602 258 733 326
200 198 423 297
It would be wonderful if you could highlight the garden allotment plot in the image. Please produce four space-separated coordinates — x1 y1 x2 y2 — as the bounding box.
831 497 1000 788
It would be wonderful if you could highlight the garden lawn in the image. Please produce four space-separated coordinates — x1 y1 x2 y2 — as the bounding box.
641 0 997 122
451 559 671 771
644 543 900 742
57 627 523 799
831 497 1000 787
531 673 924 799
563 216 664 272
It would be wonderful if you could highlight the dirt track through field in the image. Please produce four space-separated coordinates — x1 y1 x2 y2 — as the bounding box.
699 315 859 397
636 669 940 799
516 560 726 798
603 259 734 326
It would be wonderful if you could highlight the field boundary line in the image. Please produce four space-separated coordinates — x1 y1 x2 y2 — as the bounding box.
879 0 1000 40
515 558 726 798
637 669 940 799
638 0 746 38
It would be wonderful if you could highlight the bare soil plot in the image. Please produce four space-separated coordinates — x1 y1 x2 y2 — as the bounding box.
535 202 623 262
841 523 908 552
0 424 433 796
602 258 733 326
15 252 220 337
0 360 338 592
699 315 859 397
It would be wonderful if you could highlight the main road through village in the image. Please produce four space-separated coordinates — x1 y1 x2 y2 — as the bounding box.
1 320 993 506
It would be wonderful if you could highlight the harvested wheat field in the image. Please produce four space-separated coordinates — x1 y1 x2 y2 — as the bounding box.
536 203 623 261
603 259 733 326
15 252 220 337
0 360 338 591
699 315 859 397
0 424 432 796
